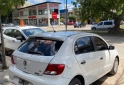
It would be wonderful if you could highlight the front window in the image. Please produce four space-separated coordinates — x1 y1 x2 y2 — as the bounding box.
22 28 45 37
18 38 63 56
98 22 103 25
93 37 108 51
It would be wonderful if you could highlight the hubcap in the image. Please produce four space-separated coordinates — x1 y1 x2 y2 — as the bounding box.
114 59 118 73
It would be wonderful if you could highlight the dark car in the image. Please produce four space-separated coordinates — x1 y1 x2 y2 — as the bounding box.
74 22 86 28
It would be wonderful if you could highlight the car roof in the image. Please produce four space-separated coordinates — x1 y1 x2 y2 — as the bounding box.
29 31 98 41
2 26 40 30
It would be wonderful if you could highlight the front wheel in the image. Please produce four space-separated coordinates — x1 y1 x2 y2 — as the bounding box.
109 58 119 75
69 78 82 85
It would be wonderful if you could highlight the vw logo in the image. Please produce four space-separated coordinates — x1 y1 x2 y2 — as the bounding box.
23 60 27 66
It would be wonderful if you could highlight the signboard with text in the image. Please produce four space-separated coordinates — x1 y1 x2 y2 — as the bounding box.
52 12 57 19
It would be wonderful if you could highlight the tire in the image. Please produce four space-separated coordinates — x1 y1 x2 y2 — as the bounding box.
92 27 96 30
109 58 119 75
69 78 82 85
108 28 112 30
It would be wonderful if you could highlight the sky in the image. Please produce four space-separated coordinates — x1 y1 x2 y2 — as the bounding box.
27 0 75 10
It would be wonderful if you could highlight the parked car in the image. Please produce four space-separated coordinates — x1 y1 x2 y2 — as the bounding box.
2 26 45 55
60 22 64 25
91 20 115 30
9 31 119 85
68 21 74 25
74 22 86 28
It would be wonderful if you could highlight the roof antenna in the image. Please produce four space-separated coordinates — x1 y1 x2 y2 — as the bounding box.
51 22 56 32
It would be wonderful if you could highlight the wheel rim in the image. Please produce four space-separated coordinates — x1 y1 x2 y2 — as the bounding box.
114 59 118 73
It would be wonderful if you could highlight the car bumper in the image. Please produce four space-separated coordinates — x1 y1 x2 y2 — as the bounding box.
9 65 71 85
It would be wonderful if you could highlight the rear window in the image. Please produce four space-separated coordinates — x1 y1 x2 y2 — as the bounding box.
22 28 45 37
18 38 63 56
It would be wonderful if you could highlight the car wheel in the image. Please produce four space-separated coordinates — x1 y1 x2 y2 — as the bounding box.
69 78 82 85
108 28 112 30
109 58 119 75
92 27 96 30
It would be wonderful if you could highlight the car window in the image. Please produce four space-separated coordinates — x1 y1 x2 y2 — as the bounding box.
22 28 45 37
93 37 108 51
18 38 63 56
98 22 103 25
13 29 26 40
4 29 14 37
74 37 94 55
104 22 112 25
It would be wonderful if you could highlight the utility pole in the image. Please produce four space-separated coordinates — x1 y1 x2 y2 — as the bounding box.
65 0 68 31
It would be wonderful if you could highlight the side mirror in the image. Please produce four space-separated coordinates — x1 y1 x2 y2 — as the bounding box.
16 36 23 42
109 45 115 50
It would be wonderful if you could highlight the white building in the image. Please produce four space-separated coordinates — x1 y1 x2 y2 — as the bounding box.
12 2 61 26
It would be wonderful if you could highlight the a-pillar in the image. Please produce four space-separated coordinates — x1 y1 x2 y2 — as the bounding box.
47 3 50 27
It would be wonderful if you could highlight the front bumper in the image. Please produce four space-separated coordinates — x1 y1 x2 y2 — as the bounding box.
9 65 71 85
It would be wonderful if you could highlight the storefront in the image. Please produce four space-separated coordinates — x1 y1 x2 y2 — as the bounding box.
12 2 61 26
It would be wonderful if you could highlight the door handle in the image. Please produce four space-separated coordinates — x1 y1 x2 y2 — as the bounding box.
81 60 86 64
100 57 103 60
12 40 15 42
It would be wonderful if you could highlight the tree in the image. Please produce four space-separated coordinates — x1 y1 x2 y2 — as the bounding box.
76 0 124 31
68 15 76 21
71 1 79 21
0 0 27 69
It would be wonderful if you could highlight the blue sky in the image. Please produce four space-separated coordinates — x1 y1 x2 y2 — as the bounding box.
27 0 75 10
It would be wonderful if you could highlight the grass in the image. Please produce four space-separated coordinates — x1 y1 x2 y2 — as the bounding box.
120 25 124 29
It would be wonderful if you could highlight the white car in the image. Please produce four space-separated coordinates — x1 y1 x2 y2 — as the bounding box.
60 22 64 25
91 20 115 30
9 31 119 85
2 26 45 55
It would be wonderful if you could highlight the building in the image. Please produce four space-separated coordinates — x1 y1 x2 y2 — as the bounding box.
12 2 61 26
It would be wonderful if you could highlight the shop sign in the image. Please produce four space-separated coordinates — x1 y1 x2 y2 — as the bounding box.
52 12 57 19
28 16 36 18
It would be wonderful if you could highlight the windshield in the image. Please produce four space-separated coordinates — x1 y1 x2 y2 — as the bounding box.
18 38 63 56
22 28 45 37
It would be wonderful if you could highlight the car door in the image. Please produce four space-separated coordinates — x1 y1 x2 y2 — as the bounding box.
92 36 110 76
96 22 104 30
11 29 26 50
74 36 100 83
4 28 26 50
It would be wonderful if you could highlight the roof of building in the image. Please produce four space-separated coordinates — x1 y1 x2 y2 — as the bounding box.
18 1 61 10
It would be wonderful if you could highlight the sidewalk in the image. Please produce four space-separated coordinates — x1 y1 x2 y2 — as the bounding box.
0 67 11 85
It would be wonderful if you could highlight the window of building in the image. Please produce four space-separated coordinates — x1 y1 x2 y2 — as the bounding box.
29 9 37 15
39 19 48 26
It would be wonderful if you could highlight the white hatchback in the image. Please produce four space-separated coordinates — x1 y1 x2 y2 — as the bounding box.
9 31 119 85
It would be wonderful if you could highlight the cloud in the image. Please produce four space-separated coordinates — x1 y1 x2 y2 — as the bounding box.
61 4 74 10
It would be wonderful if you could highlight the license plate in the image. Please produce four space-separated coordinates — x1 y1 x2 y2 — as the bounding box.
19 79 29 85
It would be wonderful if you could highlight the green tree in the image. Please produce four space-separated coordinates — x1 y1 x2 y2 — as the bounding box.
76 0 124 31
68 15 76 21
0 0 27 69
71 1 79 21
